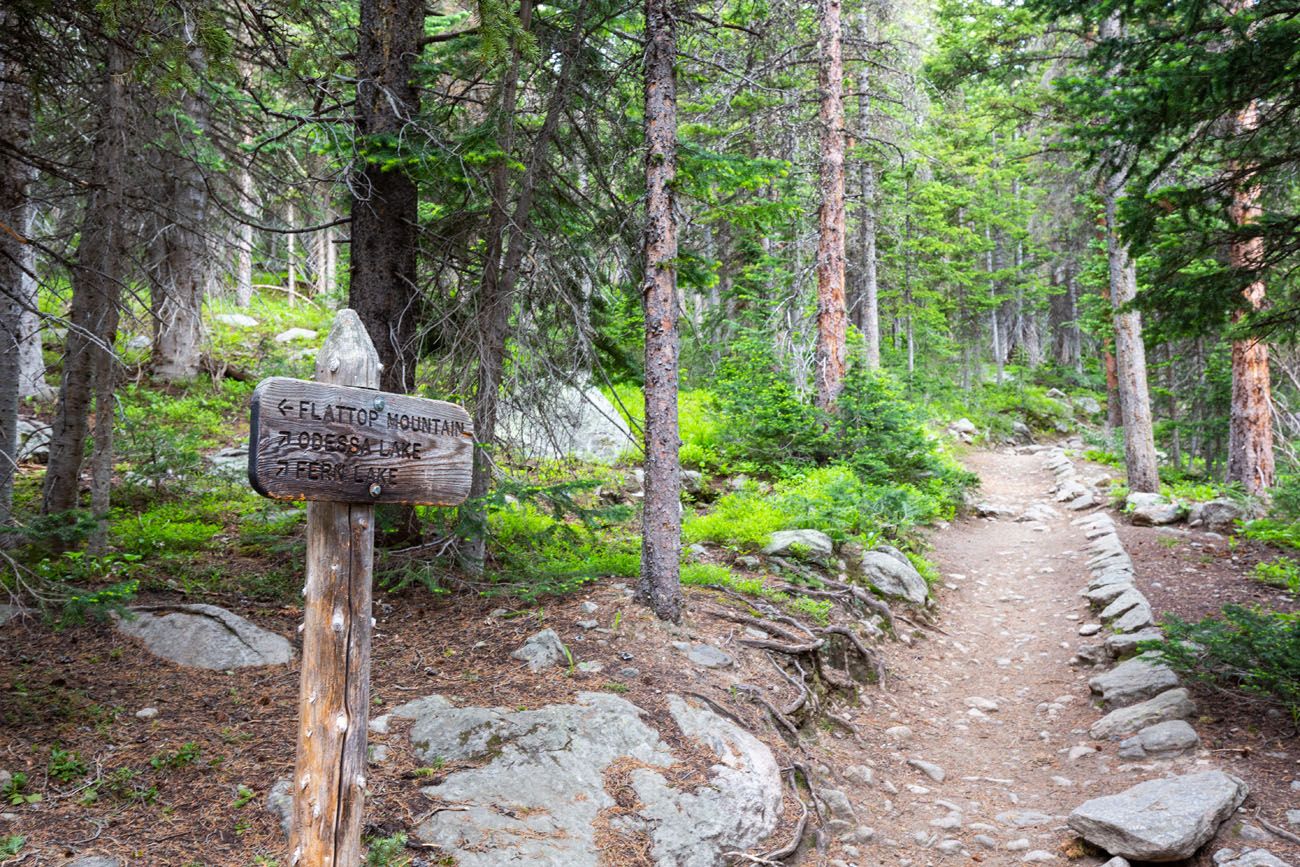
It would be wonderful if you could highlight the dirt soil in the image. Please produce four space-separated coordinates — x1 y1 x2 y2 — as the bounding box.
2 447 1297 866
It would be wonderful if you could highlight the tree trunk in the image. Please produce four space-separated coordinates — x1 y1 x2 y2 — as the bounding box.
350 0 423 395
0 27 30 523
1098 11 1160 492
1224 96 1274 495
1101 171 1160 492
814 0 848 409
43 41 130 522
234 149 255 307
17 194 49 400
639 0 683 623
150 46 212 383
1049 261 1082 371
853 3 880 369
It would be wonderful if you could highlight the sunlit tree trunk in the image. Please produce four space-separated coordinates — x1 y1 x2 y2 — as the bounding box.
814 0 848 409
639 0 683 623
1225 95 1274 494
1099 11 1159 492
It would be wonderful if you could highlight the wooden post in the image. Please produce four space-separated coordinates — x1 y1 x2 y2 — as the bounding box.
291 309 380 866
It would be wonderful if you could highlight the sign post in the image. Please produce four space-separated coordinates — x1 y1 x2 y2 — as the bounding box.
247 310 472 866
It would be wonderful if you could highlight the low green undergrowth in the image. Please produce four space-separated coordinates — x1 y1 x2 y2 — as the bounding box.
1253 557 1300 595
1148 605 1300 725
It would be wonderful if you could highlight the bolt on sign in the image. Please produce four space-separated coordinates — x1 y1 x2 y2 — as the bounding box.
248 377 474 505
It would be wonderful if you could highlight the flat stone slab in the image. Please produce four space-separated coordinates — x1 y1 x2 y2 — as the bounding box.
1068 771 1248 862
1214 849 1293 867
1089 655 1180 708
116 604 290 669
1100 589 1149 622
1118 720 1200 759
400 692 782 866
1091 688 1196 740
1113 603 1155 633
1105 628 1164 659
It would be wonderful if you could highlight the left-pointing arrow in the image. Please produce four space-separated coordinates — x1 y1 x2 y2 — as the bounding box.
277 398 292 417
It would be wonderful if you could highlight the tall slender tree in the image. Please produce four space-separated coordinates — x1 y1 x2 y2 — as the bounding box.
814 0 848 408
638 0 683 623
1224 94 1274 494
1097 12 1159 492
350 0 423 395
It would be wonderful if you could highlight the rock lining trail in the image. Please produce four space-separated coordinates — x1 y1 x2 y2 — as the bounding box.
827 446 1277 867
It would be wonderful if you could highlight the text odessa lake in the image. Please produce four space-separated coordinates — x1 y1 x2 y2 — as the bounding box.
249 377 475 504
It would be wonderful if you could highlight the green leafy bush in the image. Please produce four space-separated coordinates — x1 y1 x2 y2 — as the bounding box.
1243 519 1300 549
1150 605 1300 725
682 487 790 549
1253 557 1300 594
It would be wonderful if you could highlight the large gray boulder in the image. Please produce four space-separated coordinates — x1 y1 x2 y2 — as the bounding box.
1091 688 1196 740
116 604 290 669
857 550 928 604
16 417 51 462
498 383 634 464
1127 492 1183 526
1068 771 1248 862
398 692 782 866
1089 655 1180 708
1190 499 1249 533
762 529 833 561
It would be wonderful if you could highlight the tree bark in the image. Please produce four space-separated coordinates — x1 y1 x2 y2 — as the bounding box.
350 0 423 395
43 40 130 521
234 147 255 307
150 48 213 383
0 27 30 523
814 0 848 408
1101 172 1160 492
1225 96 1274 495
852 3 880 369
1098 11 1160 492
462 0 590 572
639 0 683 623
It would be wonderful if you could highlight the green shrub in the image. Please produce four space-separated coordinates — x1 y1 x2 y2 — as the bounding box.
683 488 790 549
48 745 88 783
1149 605 1300 725
1242 519 1300 549
1270 474 1300 522
0 835 23 856
1253 557 1300 594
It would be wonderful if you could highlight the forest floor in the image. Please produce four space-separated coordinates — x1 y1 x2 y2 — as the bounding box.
2 446 1297 866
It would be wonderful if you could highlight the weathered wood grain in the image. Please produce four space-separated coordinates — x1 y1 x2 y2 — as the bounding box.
249 376 473 506
289 310 377 867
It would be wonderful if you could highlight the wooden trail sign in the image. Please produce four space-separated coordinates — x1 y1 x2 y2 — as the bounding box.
246 310 472 867
249 379 473 505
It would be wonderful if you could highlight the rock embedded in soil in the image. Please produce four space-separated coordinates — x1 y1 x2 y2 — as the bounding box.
1099 589 1149 622
858 551 929 604
266 778 292 839
1068 771 1248 862
405 692 782 867
1116 720 1200 760
1112 602 1155 633
1105 627 1164 659
510 628 569 671
685 643 733 668
115 604 290 669
1090 688 1196 740
762 528 834 561
906 758 946 782
1089 654 1180 708
66 859 122 867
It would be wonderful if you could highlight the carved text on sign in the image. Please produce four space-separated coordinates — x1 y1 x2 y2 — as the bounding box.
248 377 474 505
